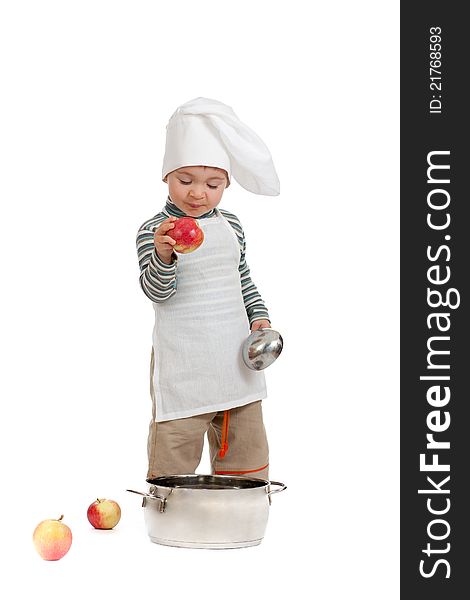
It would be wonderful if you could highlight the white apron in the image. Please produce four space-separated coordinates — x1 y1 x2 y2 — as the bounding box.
151 210 267 422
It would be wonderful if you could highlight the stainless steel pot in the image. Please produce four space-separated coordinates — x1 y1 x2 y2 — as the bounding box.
127 474 286 549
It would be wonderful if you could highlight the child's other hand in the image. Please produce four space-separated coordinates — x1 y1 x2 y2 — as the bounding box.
251 319 271 332
154 217 177 264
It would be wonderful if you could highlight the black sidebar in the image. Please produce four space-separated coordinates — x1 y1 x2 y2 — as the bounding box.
401 3 469 598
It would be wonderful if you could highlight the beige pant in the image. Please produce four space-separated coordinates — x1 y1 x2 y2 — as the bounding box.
147 401 269 481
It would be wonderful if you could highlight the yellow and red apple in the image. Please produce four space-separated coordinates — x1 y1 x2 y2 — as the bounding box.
32 515 72 560
87 498 121 530
170 217 204 253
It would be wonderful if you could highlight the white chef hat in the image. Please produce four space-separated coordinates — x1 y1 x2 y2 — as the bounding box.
162 97 280 196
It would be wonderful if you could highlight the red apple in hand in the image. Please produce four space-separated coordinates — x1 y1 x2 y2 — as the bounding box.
87 498 121 530
171 217 204 253
33 515 72 560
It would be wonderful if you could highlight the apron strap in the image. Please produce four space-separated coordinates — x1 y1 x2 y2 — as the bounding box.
218 410 230 458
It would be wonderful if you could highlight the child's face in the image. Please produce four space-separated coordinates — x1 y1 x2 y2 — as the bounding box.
166 165 228 217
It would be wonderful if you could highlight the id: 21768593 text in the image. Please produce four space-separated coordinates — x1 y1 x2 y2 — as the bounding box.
429 27 442 114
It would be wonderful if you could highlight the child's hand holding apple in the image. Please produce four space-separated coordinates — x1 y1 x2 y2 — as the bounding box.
154 217 204 264
154 216 178 264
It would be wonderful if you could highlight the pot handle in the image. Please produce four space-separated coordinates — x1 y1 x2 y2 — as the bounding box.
267 481 287 497
126 489 167 513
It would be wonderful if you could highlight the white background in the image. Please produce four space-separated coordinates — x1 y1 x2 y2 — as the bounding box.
0 1 399 598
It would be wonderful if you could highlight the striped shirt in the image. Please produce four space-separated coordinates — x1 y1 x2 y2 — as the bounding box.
136 197 270 326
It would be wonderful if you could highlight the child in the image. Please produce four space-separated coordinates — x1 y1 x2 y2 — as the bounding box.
136 97 280 481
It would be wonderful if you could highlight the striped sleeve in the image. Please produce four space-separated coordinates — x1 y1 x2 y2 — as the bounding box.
136 213 178 303
219 209 271 326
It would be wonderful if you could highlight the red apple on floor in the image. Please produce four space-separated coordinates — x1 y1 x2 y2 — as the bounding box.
32 515 72 560
87 498 121 530
170 217 204 253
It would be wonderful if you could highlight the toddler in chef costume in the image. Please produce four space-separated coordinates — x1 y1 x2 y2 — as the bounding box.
136 97 279 481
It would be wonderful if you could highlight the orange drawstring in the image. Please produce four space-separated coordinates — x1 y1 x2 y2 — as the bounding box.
215 463 269 476
219 410 230 458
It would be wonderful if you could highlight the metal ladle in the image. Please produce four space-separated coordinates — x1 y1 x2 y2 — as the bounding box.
242 328 283 371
